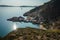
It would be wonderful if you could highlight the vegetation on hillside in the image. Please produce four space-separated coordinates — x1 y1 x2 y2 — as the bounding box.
1 27 60 40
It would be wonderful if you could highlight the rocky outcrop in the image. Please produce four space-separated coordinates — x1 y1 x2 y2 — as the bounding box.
7 16 25 22
2 28 60 40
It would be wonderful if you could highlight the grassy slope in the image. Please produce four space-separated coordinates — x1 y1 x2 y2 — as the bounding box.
2 27 60 40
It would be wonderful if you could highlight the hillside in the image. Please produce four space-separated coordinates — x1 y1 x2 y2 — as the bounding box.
1 27 60 40
23 0 60 21
23 0 60 29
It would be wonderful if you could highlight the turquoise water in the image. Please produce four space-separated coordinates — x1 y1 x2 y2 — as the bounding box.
0 7 39 37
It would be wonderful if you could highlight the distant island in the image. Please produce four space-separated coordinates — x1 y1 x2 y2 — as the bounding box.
0 5 14 7
0 5 38 7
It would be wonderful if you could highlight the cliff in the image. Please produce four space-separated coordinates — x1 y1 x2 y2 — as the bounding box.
23 0 60 29
23 0 60 22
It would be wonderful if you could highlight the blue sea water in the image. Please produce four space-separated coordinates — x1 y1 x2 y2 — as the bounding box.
0 7 39 37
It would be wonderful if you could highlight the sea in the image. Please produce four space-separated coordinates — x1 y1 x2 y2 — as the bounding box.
0 7 39 37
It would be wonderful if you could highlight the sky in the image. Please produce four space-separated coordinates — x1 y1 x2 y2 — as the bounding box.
0 0 50 6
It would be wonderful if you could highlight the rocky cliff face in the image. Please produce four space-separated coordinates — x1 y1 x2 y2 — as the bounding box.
23 0 60 29
41 0 60 21
2 28 60 40
24 0 60 22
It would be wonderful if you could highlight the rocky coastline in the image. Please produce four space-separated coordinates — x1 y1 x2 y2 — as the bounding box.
3 0 60 40
7 0 60 30
23 0 60 29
